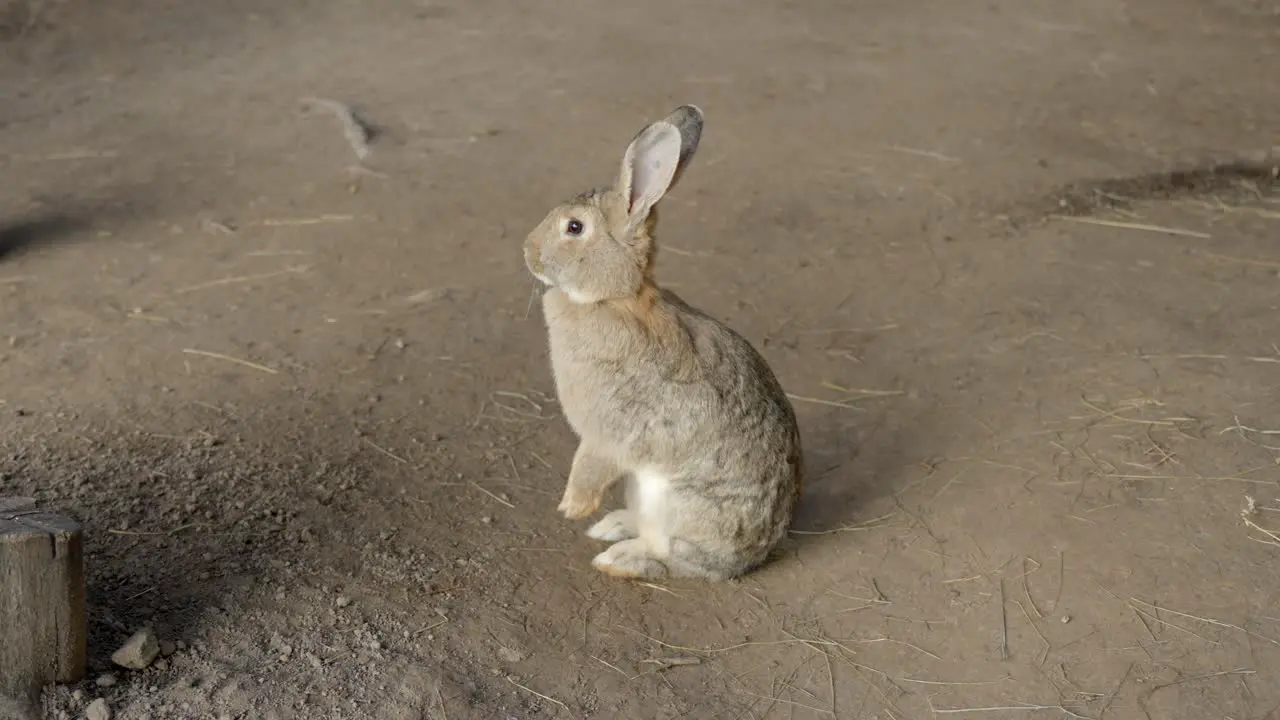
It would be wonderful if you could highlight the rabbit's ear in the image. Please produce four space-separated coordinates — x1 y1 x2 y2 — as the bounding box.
618 105 704 227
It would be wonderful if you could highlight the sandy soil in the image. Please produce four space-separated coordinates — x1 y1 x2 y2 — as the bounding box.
2 0 1279 718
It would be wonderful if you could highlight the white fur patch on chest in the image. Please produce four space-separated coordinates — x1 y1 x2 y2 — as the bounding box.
564 287 599 305
634 468 671 518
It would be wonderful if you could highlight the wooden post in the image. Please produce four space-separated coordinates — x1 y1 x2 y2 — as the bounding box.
0 498 87 703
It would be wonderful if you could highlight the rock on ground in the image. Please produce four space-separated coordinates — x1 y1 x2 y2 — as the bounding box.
110 628 160 671
84 698 111 720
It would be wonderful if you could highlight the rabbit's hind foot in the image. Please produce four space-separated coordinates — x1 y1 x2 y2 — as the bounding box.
586 509 637 542
592 539 668 579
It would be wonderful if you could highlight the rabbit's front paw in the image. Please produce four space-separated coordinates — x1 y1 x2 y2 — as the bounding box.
557 484 603 520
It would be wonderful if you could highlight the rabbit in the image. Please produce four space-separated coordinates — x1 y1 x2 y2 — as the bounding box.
522 104 804 582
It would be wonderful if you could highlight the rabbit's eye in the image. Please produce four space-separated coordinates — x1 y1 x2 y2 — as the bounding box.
565 219 585 236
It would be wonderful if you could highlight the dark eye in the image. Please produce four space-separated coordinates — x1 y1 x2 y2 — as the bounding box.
566 219 584 236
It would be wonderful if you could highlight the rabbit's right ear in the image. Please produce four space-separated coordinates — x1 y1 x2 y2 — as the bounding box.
616 105 704 234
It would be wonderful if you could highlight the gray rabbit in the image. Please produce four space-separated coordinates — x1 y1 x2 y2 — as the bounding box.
523 105 804 581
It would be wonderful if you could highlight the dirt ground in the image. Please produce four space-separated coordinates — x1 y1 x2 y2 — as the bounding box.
2 0 1279 718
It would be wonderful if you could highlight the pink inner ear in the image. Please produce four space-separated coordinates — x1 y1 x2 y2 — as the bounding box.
629 158 667 214
629 160 650 212
625 124 681 216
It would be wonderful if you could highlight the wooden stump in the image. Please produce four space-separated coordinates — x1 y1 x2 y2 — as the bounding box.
0 498 87 702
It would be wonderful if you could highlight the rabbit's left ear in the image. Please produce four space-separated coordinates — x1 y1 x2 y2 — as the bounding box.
617 105 704 227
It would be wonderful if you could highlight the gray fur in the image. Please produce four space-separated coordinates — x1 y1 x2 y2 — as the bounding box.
523 105 803 581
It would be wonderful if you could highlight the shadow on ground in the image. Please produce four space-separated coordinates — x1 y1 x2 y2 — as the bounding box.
0 212 93 262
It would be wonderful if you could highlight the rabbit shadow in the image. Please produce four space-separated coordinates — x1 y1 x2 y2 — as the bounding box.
0 188 153 263
0 211 93 262
787 402 928 540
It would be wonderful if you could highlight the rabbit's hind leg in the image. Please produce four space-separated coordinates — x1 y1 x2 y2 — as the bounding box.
586 473 640 541
586 510 637 541
590 468 679 579
592 538 668 579
592 536 746 581
662 538 746 581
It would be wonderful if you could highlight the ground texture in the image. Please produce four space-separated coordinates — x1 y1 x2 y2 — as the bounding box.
2 0 1280 718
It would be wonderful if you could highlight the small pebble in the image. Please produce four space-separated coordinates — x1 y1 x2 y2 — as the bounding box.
85 698 112 720
1060 615 1071 624
95 674 118 688
335 596 352 608
111 627 161 670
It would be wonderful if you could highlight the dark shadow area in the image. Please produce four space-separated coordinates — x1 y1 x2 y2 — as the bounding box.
787 402 927 534
0 0 40 41
0 212 92 262
1023 154 1280 223
0 433 337 674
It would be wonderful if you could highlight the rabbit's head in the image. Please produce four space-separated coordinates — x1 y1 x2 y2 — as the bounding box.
524 105 703 304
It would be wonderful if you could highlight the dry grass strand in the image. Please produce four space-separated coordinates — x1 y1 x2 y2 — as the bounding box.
181 348 279 375
1050 214 1211 238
